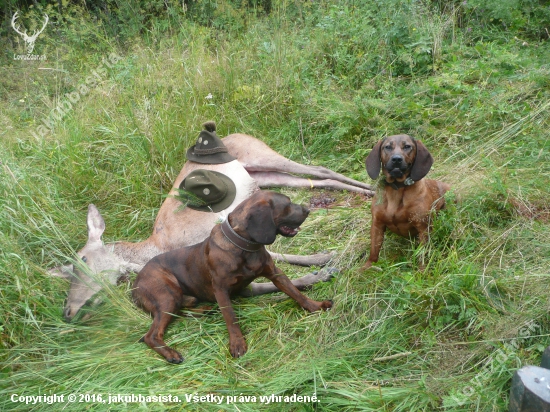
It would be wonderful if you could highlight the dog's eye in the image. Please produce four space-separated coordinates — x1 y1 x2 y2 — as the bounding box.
404 144 412 150
384 145 392 150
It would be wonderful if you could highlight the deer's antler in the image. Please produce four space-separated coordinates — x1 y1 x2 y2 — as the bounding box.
32 14 49 39
11 11 27 38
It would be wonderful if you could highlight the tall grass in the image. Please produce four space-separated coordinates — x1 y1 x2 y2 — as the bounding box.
1 1 549 411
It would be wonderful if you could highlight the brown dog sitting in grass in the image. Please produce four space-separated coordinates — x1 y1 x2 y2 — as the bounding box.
363 134 450 270
133 190 333 363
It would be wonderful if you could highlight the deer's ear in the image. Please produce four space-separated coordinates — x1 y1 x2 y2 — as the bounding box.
86 204 106 245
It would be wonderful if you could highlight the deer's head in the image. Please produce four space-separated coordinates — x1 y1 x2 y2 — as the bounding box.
11 12 48 54
49 205 138 321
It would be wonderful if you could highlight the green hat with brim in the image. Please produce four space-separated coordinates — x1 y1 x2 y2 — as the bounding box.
177 169 236 212
186 121 236 164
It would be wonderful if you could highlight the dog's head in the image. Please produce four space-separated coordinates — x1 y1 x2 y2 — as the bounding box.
230 191 309 245
365 134 433 183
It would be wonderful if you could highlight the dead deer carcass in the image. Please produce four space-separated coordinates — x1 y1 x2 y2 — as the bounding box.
49 133 373 321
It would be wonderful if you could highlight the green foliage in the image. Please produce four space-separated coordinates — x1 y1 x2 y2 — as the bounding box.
460 0 550 40
185 0 272 31
298 1 455 81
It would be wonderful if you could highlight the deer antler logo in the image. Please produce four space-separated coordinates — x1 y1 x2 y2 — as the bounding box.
11 12 49 55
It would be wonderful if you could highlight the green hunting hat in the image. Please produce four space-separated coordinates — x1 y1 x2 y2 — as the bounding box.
186 121 236 164
177 169 236 212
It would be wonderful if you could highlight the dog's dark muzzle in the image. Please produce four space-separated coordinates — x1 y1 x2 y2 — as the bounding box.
277 204 309 237
386 155 410 178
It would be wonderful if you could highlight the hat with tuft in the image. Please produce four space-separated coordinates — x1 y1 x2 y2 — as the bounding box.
186 121 236 164
176 169 236 212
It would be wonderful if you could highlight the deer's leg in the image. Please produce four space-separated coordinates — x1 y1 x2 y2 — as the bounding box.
268 250 335 267
250 171 374 195
222 133 372 191
239 267 337 297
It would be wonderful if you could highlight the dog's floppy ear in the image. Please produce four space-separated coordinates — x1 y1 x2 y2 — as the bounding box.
365 140 383 180
245 201 278 245
410 140 434 181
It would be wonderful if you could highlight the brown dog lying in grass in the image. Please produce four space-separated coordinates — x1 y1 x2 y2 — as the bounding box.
133 191 333 363
363 134 450 270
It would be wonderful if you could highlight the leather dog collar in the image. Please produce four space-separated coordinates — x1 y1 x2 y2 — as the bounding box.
221 219 263 252
385 177 415 190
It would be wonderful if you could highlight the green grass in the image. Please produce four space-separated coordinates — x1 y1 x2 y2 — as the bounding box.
1 1 550 411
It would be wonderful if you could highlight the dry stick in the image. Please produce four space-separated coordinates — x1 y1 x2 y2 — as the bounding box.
373 352 412 362
299 117 311 164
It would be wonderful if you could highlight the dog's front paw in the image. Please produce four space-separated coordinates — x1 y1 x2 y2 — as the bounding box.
229 336 247 358
304 299 333 312
361 260 373 270
361 261 382 272
164 348 184 364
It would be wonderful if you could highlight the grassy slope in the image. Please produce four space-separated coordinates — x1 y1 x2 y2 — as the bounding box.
1 2 549 411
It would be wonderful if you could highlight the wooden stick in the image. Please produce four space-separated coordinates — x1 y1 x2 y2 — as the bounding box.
373 352 412 362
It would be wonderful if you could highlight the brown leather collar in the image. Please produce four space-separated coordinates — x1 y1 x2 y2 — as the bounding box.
221 219 263 252
385 177 415 190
